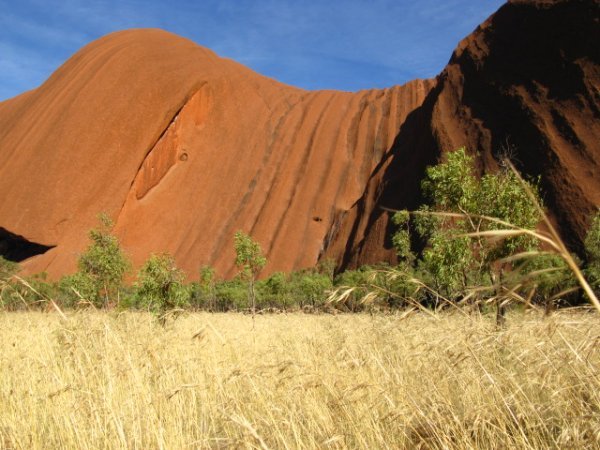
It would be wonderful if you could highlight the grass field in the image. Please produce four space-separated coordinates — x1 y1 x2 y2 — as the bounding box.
1 310 599 449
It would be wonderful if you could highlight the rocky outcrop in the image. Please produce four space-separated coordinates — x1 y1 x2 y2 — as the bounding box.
430 0 600 251
0 29 432 278
1 0 598 279
347 0 600 266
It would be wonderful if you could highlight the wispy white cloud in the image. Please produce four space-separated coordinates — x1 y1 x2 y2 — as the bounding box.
0 0 506 100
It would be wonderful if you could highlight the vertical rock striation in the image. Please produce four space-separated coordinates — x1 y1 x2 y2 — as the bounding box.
0 0 598 279
0 29 432 277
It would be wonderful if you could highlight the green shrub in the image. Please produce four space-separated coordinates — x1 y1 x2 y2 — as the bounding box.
0 256 19 281
257 271 290 310
288 269 332 309
0 257 20 310
393 148 544 306
316 258 336 283
333 267 374 310
234 231 267 314
1 270 61 311
516 253 576 309
133 253 189 319
584 210 600 292
215 277 248 311
189 266 217 310
20 273 60 309
58 272 97 308
75 213 130 307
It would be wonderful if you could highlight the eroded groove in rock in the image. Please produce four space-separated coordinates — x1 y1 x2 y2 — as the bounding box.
269 94 337 269
325 79 439 270
242 95 308 243
132 86 208 201
200 92 315 270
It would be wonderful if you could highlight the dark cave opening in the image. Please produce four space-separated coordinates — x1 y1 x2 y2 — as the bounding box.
0 227 55 262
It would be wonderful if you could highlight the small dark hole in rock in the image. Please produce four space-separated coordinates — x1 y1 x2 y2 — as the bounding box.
313 216 323 222
180 152 188 161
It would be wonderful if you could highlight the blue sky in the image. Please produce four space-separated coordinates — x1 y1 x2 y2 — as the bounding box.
0 0 505 101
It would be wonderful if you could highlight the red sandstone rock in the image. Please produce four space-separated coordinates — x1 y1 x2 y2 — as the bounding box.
340 0 600 267
0 0 598 279
0 29 431 278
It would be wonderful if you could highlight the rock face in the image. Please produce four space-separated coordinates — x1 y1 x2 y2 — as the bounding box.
0 0 598 279
0 28 433 277
341 0 600 266
429 0 600 251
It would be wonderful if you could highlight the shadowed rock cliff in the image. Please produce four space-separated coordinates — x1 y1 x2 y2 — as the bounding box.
338 0 600 268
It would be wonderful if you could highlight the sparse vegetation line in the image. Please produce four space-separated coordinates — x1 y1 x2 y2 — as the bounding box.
1 148 599 318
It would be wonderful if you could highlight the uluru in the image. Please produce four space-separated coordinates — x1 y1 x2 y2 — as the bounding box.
0 0 598 280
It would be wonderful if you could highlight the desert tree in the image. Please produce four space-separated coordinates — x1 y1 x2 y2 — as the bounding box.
134 253 189 324
234 231 266 315
65 213 130 307
393 148 544 321
196 265 217 311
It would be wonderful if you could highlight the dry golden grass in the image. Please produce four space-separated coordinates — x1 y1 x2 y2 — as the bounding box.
1 310 599 449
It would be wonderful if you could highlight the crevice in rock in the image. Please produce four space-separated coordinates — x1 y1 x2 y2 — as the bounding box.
0 227 55 262
114 83 206 223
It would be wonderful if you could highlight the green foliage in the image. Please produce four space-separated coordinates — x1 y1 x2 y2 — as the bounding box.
234 231 267 313
584 209 600 291
190 265 217 310
200 265 216 288
0 258 20 309
20 273 60 308
385 267 426 308
257 272 291 309
477 170 541 257
58 272 97 307
413 150 479 298
316 258 336 283
392 147 545 304
288 269 332 308
76 213 130 307
0 285 21 311
391 210 415 263
234 231 267 279
334 267 375 309
517 253 576 305
0 256 19 281
214 277 248 310
0 271 62 311
413 204 440 240
391 210 410 226
332 263 421 310
420 233 474 298
335 268 372 289
133 253 189 317
421 147 478 211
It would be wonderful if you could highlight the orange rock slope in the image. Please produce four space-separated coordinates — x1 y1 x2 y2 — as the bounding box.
0 29 433 278
1 0 598 279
